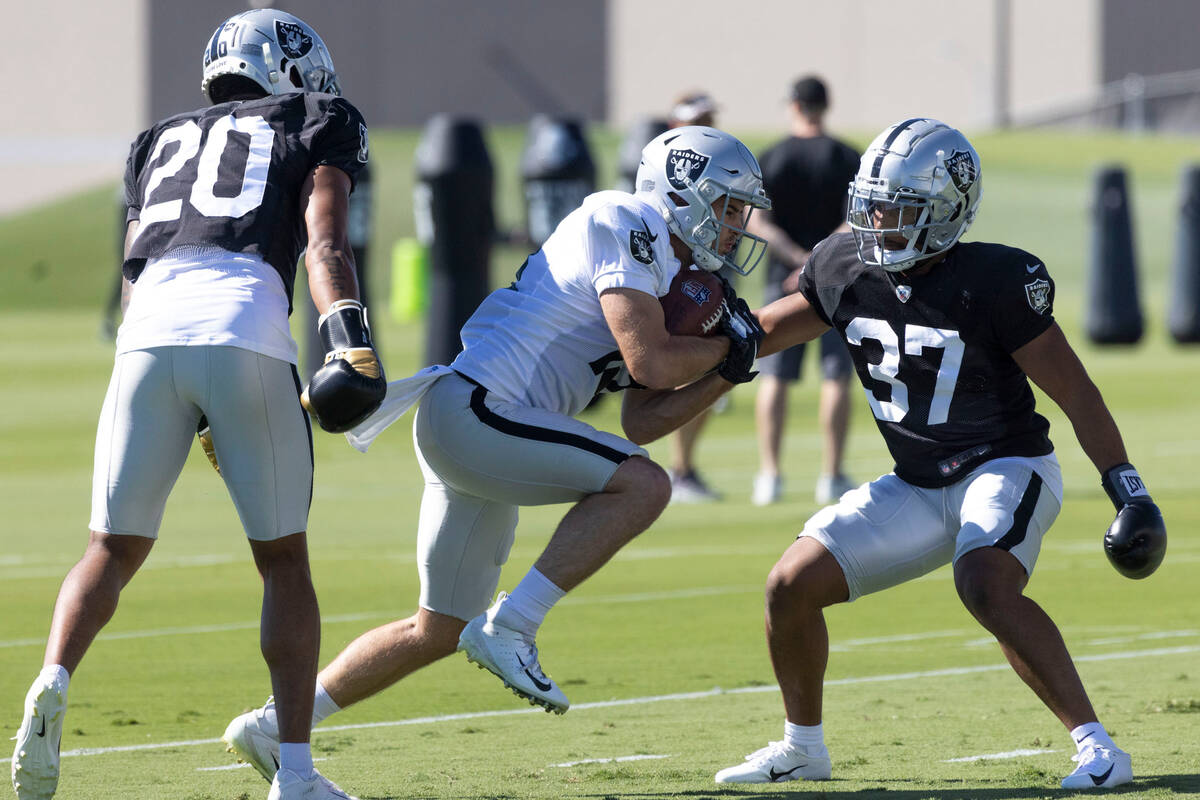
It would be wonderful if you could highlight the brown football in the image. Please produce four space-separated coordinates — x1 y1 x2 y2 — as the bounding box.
660 269 725 336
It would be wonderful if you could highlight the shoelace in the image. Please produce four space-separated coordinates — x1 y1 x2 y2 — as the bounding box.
1071 743 1113 765
746 741 794 764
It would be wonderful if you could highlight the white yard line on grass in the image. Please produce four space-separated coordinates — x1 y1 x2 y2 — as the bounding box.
550 754 672 767
2 643 1195 767
944 749 1059 762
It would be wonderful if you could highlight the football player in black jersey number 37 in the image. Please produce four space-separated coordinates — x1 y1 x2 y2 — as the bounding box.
11 10 380 800
715 119 1166 790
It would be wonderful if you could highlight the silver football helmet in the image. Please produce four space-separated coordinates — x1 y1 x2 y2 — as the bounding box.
201 9 340 103
847 118 982 272
635 126 771 275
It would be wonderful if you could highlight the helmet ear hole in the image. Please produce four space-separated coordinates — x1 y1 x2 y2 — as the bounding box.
667 191 689 208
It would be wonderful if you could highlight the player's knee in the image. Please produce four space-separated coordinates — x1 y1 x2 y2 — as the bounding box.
611 456 671 513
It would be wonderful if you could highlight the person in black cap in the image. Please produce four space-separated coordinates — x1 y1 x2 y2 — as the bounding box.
748 75 860 506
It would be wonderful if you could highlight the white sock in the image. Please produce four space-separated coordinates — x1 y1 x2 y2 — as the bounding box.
311 682 342 726
494 568 565 636
784 720 824 751
1070 722 1115 752
38 664 70 691
278 742 314 779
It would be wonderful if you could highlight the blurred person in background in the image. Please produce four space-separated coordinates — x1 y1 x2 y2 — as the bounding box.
748 75 859 506
715 118 1163 790
663 91 728 503
222 126 768 772
10 10 380 800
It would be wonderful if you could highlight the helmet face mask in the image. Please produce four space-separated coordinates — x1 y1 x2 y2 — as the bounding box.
847 119 982 273
635 126 772 275
201 10 340 104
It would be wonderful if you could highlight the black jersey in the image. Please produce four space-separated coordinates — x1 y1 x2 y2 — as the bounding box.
122 92 368 310
758 135 860 285
797 233 1056 487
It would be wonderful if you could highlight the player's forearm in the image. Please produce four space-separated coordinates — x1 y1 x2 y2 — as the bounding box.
621 372 731 445
626 334 729 390
306 238 361 314
756 294 829 357
1061 382 1129 474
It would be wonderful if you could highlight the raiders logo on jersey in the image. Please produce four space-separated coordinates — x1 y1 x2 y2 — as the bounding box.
1025 278 1051 314
629 220 657 265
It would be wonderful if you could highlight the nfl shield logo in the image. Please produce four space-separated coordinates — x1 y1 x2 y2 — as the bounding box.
666 148 710 190
1025 278 1051 315
275 20 314 59
895 284 912 303
681 279 711 305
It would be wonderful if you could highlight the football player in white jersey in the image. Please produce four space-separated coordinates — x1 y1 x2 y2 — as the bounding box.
11 10 378 800
222 126 770 773
714 119 1165 790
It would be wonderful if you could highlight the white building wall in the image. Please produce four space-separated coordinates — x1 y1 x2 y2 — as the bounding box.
610 0 1100 136
0 0 146 214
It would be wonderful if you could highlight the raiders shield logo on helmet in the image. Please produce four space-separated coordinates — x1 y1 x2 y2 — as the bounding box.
275 20 314 59
667 148 710 190
1025 277 1051 314
945 150 977 193
629 222 656 265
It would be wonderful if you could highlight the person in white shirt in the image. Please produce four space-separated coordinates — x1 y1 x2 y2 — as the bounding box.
222 126 770 776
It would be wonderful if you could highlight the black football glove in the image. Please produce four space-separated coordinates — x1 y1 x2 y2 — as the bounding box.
716 297 764 385
1100 462 1166 579
301 299 387 433
196 415 220 475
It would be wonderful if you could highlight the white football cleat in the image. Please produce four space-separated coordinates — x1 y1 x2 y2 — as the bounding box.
752 472 783 506
715 740 832 783
815 473 856 505
11 674 68 800
268 767 358 800
1061 743 1132 789
223 697 280 782
458 595 569 714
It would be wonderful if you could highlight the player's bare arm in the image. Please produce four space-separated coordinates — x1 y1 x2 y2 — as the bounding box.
620 372 732 445
299 164 385 433
1012 322 1128 471
301 164 360 313
754 290 830 358
600 287 729 390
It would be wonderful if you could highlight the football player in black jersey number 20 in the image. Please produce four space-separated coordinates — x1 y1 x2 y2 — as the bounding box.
715 119 1166 790
11 10 380 800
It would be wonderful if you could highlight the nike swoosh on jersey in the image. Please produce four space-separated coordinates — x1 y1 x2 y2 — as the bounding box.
640 219 658 242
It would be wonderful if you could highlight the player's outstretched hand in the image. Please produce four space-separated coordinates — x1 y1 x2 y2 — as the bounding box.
1100 462 1166 579
302 299 386 433
717 297 764 385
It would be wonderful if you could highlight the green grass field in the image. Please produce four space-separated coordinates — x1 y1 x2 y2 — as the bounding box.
2 127 1199 799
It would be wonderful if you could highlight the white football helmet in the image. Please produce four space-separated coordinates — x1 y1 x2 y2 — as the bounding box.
847 118 982 272
635 126 771 275
201 9 340 104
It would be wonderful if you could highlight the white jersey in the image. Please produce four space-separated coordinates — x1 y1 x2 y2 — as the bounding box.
116 245 297 364
451 191 681 416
